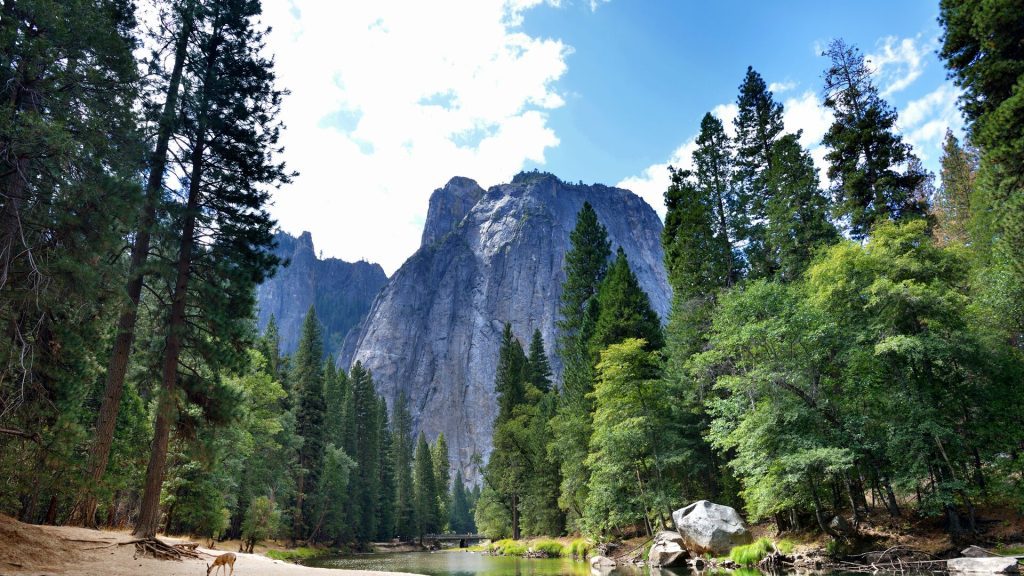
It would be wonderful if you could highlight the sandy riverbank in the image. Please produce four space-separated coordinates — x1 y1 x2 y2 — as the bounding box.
0 515 422 576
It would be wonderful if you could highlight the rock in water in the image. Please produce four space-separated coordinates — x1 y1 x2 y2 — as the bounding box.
343 172 671 480
672 500 753 556
947 557 1020 573
648 531 688 567
257 231 387 357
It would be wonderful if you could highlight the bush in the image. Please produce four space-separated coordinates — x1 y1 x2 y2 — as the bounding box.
241 496 280 553
266 547 321 562
490 539 528 556
730 538 774 566
568 538 592 560
533 540 567 557
776 539 795 555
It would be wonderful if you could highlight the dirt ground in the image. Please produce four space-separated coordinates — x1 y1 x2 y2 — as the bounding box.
0 515 422 576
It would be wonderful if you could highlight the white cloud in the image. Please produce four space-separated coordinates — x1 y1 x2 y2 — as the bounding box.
867 35 934 97
897 83 963 162
768 80 797 94
262 1 570 274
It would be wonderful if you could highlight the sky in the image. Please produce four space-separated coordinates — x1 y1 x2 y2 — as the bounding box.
261 0 961 275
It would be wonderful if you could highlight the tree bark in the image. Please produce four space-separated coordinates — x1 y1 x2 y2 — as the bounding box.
133 16 219 537
71 5 194 528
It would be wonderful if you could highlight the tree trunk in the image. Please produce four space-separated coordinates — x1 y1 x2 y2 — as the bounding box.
71 5 194 528
132 8 220 539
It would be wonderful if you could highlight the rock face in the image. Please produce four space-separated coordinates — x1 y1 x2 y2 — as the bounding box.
947 557 1020 574
256 231 388 357
343 172 671 480
672 500 753 556
649 531 689 567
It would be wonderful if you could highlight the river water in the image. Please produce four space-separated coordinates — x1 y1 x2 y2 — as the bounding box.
306 551 752 576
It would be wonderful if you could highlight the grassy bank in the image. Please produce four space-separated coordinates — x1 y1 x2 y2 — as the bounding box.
483 537 592 559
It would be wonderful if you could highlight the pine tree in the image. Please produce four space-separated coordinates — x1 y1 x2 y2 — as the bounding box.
73 0 197 527
551 202 610 527
292 308 326 541
764 133 838 280
821 39 927 238
931 130 978 246
346 361 382 541
693 113 739 284
133 0 291 538
0 0 143 525
413 432 439 540
449 470 475 533
590 247 664 355
431 433 451 531
526 329 553 393
733 67 785 278
495 323 528 421
392 392 417 541
376 398 397 540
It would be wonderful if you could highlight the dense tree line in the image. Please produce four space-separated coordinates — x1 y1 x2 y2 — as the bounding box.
0 0 476 546
481 17 1023 542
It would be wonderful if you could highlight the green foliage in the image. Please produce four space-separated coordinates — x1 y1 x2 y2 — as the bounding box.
490 539 529 556
414 432 440 538
730 538 775 566
242 496 280 552
266 547 323 562
776 539 795 555
532 539 568 557
821 39 927 237
431 433 451 532
590 248 665 356
393 392 417 540
568 538 592 560
732 66 785 278
552 203 611 529
449 470 476 533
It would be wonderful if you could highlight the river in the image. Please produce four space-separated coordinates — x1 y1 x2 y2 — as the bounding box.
307 551 627 576
305 551 776 576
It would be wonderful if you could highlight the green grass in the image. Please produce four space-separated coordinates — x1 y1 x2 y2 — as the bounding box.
532 540 568 557
776 539 795 555
490 539 528 556
730 538 775 566
995 545 1024 556
568 538 592 560
266 547 322 562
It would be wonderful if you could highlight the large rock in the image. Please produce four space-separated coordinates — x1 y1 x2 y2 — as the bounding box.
589 555 616 567
648 531 688 567
672 500 752 556
256 231 387 357
343 172 671 480
947 557 1020 573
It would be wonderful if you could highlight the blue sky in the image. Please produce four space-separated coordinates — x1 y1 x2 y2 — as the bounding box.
264 1 960 274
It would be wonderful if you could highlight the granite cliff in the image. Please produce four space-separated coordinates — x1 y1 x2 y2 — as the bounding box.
342 172 671 480
256 231 388 357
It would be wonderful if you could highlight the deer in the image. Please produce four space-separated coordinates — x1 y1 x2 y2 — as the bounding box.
206 552 236 576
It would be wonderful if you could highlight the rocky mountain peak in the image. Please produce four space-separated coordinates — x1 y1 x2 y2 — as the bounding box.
344 173 670 481
421 176 486 247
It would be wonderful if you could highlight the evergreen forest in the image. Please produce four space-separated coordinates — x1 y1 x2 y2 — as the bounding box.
0 0 1021 557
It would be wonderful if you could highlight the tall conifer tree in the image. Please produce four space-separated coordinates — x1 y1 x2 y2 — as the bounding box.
134 0 291 538
732 67 785 277
821 39 926 238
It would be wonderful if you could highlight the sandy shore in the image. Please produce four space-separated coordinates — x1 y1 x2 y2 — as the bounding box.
0 515 422 576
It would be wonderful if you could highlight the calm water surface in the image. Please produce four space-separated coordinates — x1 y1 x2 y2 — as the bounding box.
306 551 637 576
305 550 920 576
